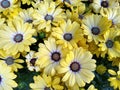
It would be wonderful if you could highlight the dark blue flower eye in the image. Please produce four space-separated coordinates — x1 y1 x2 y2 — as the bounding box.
44 14 53 21
14 34 23 43
70 62 81 72
101 1 109 8
106 40 114 48
64 33 72 41
1 0 10 8
91 27 100 35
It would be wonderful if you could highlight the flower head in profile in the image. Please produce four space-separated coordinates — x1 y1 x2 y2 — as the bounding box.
82 14 111 44
52 19 83 50
30 74 64 90
57 47 96 87
25 51 40 72
0 18 36 55
0 62 18 90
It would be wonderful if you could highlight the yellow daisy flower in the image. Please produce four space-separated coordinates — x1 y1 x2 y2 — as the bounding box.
92 0 119 13
52 19 82 50
32 1 66 32
25 51 40 72
108 68 120 90
98 28 120 58
0 18 36 55
17 7 35 24
100 8 120 29
57 47 96 87
30 74 64 90
36 37 66 76
0 62 18 90
82 14 112 44
0 49 24 72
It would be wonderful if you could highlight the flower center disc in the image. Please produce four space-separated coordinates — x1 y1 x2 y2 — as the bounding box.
30 58 36 66
101 1 109 8
91 27 100 35
1 0 10 8
70 62 81 72
5 57 14 65
106 40 114 48
14 34 23 43
44 14 53 21
51 52 61 62
63 33 72 41
79 14 84 19
26 19 33 23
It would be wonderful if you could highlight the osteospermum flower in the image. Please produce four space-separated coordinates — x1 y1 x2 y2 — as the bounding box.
30 74 64 90
98 28 120 58
0 62 18 90
36 37 66 76
0 49 24 72
52 19 82 50
108 67 120 90
91 0 119 13
0 18 36 55
25 51 40 72
32 0 66 32
18 7 35 24
57 47 96 87
82 14 111 44
100 8 120 29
